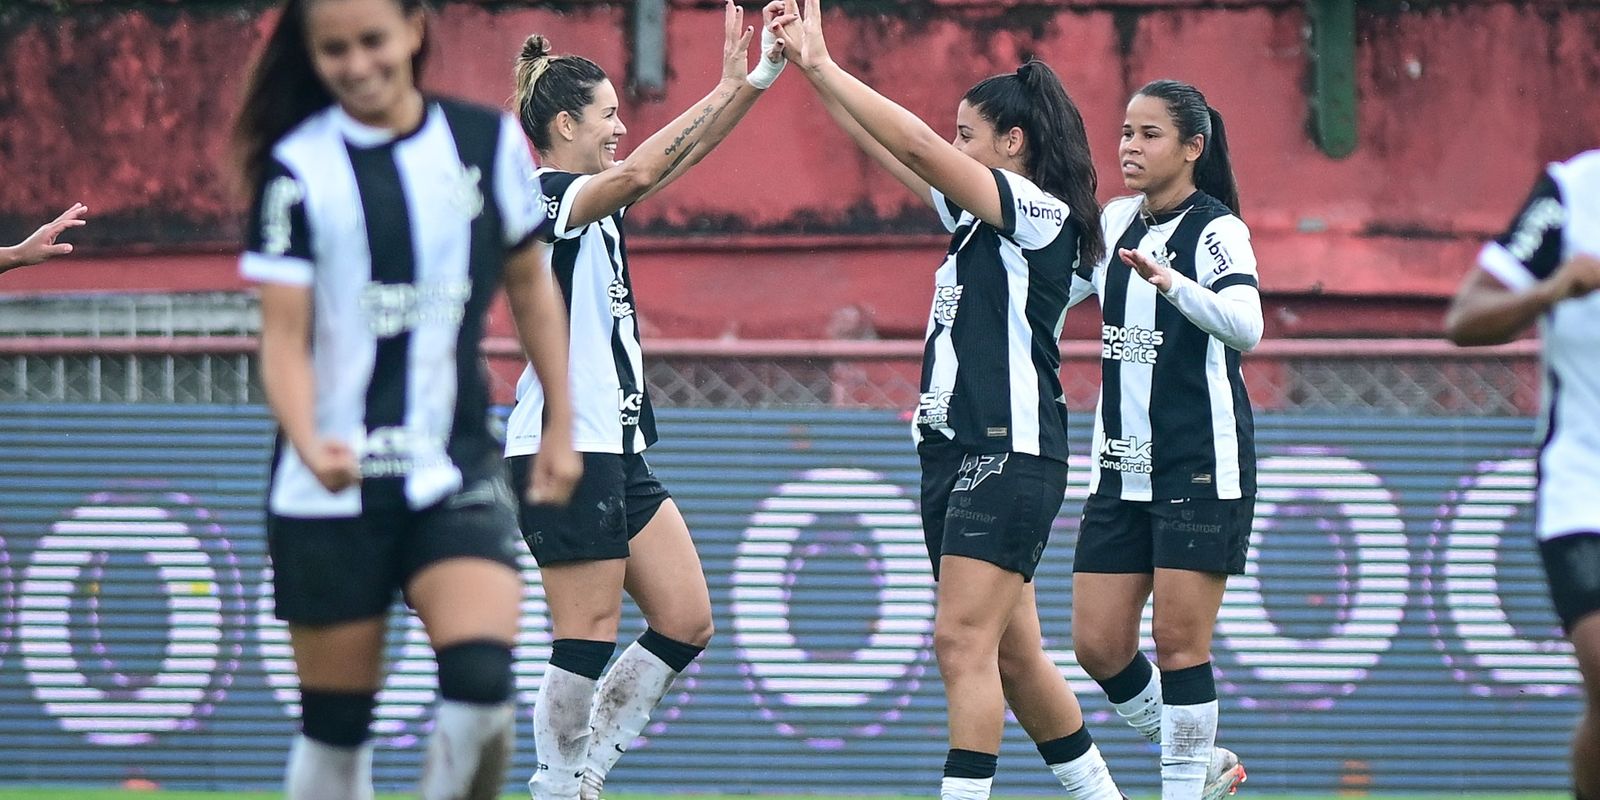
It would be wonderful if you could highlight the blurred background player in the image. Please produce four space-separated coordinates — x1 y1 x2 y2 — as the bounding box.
770 2 1128 798
231 0 581 796
1446 149 1600 800
1066 79 1255 800
503 5 784 798
0 203 88 275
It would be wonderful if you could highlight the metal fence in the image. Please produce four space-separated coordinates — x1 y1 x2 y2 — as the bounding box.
0 292 1542 414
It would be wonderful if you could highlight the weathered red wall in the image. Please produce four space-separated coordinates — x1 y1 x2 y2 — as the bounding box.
2 0 1596 338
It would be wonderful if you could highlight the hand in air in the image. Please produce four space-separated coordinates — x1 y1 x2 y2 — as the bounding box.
1120 247 1175 294
720 0 757 84
6 203 89 269
769 0 830 71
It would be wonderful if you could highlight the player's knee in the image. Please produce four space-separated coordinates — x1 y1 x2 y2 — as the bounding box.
300 688 378 747
1072 636 1132 679
436 640 514 705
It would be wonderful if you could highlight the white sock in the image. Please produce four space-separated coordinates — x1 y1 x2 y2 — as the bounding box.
940 775 994 800
529 665 598 800
580 641 682 790
419 701 515 800
1113 665 1163 744
1160 700 1218 800
285 735 374 800
1049 744 1123 800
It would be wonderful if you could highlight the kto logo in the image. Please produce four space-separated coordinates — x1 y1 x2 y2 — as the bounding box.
618 390 644 427
932 286 963 326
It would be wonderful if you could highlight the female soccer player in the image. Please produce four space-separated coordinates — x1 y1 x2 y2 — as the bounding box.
232 0 581 796
1067 79 1257 800
769 3 1125 798
1446 150 1600 800
504 6 785 799
0 203 88 274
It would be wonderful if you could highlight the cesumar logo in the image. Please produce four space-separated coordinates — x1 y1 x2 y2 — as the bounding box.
260 176 304 257
933 285 963 326
916 391 952 427
1099 435 1153 474
1015 198 1065 225
540 192 561 221
1507 197 1563 263
1101 323 1164 364
607 278 634 318
1203 230 1234 275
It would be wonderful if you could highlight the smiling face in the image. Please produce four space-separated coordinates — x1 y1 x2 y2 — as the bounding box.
304 0 424 130
559 78 625 174
1118 93 1203 196
952 99 1024 173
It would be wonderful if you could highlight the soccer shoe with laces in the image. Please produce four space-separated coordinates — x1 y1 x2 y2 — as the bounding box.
1202 746 1246 800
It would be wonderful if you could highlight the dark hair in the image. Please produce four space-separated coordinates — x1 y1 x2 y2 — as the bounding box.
1134 79 1240 216
512 35 609 152
964 59 1103 269
231 0 430 199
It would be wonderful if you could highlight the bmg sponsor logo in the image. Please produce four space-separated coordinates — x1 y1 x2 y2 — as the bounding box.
1015 198 1064 225
1101 323 1164 364
1203 230 1234 275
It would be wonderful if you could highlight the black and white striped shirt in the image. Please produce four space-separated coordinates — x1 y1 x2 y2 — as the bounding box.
504 168 655 456
1478 150 1600 541
1079 191 1257 501
915 168 1079 462
241 99 542 517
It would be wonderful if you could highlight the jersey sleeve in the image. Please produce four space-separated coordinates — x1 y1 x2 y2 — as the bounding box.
1193 215 1259 293
240 158 314 287
994 168 1068 250
929 186 963 233
494 114 543 251
1478 169 1566 291
537 170 597 241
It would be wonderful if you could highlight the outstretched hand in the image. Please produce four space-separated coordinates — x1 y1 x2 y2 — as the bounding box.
769 0 830 71
2 203 88 272
1120 247 1175 293
720 0 757 84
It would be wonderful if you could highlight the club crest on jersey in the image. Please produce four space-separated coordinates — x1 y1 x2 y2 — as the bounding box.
260 175 305 257
443 162 484 221
618 389 644 427
1151 247 1177 270
607 278 634 318
916 391 952 427
954 453 1009 492
933 285 963 326
1099 435 1153 474
1101 323 1163 364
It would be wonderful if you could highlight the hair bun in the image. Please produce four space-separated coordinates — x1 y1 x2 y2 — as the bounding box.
518 34 552 65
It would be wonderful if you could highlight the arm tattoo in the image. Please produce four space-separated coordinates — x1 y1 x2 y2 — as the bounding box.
655 87 738 182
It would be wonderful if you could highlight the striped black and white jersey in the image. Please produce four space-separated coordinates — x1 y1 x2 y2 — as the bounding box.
240 99 542 518
1079 191 1257 501
914 168 1079 462
1477 150 1600 541
504 168 655 456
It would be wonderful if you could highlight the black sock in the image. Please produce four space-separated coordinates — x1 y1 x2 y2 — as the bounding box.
943 748 998 779
1036 724 1094 765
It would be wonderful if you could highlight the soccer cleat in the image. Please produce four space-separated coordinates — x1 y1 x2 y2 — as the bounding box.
577 768 606 800
1202 747 1246 800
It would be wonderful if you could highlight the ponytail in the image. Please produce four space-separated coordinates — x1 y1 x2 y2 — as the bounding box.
231 0 430 199
1134 79 1241 217
965 59 1104 268
512 34 608 152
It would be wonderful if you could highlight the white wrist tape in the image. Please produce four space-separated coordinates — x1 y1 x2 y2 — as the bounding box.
746 26 786 89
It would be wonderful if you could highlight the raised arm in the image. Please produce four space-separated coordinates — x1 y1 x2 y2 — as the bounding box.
773 0 1000 226
563 1 756 228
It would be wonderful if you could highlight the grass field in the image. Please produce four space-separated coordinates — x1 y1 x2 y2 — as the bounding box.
0 792 1571 800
